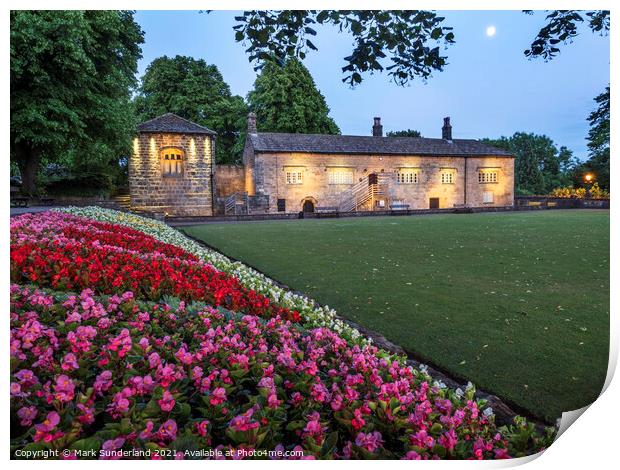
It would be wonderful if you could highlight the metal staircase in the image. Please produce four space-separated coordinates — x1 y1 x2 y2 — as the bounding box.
224 191 250 215
338 173 393 212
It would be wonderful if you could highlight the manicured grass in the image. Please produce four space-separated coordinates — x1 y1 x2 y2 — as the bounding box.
182 210 609 422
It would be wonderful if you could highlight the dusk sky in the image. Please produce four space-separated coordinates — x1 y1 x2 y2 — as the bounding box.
134 10 610 159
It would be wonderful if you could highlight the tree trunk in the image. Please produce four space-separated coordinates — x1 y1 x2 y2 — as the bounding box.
16 144 42 195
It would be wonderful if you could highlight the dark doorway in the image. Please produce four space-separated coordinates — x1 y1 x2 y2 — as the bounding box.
302 200 315 213
368 173 378 185
429 198 440 209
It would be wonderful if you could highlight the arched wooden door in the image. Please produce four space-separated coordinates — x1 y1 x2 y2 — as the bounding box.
302 199 315 213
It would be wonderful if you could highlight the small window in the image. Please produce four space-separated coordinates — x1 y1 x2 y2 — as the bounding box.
478 171 498 183
441 172 454 184
277 199 286 212
328 168 354 185
161 148 184 177
483 191 494 204
285 170 303 185
397 170 419 184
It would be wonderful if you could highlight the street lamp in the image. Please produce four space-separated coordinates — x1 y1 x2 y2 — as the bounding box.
584 173 594 198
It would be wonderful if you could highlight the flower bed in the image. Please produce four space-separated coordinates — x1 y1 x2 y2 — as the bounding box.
11 212 299 323
59 207 366 344
10 285 550 459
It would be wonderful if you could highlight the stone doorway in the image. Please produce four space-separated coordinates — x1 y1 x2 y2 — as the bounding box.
429 198 440 209
302 199 315 213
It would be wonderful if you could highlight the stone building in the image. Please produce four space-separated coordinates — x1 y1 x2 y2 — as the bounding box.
129 113 514 216
242 115 514 213
130 113 216 216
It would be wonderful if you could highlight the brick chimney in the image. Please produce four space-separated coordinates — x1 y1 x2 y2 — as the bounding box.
442 116 452 141
372 117 383 137
247 112 257 134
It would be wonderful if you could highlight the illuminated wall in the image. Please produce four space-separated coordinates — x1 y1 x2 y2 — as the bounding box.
250 152 514 212
128 132 215 216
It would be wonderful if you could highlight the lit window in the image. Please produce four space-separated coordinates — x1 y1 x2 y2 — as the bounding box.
478 171 499 183
441 172 454 184
161 148 184 177
397 170 419 184
286 170 303 185
328 168 354 185
483 191 494 203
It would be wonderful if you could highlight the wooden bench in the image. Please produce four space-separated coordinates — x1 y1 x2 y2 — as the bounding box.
316 206 338 213
390 204 410 210
11 196 29 208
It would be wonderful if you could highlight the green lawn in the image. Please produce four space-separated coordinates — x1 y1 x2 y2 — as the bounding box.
182 210 610 422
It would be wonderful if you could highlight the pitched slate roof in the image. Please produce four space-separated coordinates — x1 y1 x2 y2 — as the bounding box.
137 113 217 135
248 133 512 157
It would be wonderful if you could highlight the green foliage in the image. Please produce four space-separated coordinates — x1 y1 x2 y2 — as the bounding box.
247 58 340 134
230 10 455 87
551 183 609 199
10 11 144 194
134 55 248 164
386 129 422 138
482 133 577 195
582 86 610 190
524 10 609 60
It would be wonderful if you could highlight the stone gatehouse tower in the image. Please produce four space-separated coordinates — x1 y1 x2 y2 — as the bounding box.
130 113 216 216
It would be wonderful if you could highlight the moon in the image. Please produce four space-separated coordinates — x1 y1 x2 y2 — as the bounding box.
486 25 497 37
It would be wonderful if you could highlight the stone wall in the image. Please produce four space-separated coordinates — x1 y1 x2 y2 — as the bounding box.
129 132 215 216
251 152 514 213
215 165 245 197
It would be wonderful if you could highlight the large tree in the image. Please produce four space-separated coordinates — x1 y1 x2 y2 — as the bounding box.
582 86 610 190
482 133 577 195
247 58 339 134
134 56 248 164
10 10 144 194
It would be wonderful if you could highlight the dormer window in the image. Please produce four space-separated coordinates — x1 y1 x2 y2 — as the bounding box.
161 148 184 177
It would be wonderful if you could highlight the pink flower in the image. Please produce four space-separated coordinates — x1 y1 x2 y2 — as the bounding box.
196 420 210 437
101 437 125 459
53 375 75 402
402 451 422 460
410 429 435 449
229 409 259 432
158 419 177 441
33 411 62 442
17 406 38 426
139 421 154 440
15 369 39 388
108 328 132 358
158 390 176 412
94 370 113 395
61 352 79 371
210 387 226 405
355 431 384 452
76 403 95 425
10 382 26 397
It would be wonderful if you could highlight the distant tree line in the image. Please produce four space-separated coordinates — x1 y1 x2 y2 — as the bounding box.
10 10 609 196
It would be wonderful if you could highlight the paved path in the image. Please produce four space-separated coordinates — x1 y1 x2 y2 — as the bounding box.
10 206 58 216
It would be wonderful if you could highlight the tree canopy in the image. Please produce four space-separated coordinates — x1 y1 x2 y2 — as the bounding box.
482 133 577 195
581 86 610 190
524 10 610 60
10 10 144 194
247 58 340 134
231 10 455 87
134 55 248 164
386 129 422 138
